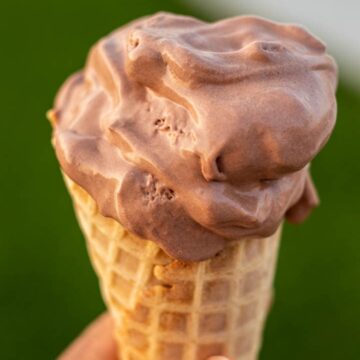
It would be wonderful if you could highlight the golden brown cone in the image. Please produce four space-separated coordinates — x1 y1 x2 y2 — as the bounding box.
63 175 281 360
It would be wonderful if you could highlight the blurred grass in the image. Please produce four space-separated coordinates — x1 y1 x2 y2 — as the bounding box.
0 1 359 359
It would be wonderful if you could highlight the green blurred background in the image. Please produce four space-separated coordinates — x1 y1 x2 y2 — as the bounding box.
1 1 359 359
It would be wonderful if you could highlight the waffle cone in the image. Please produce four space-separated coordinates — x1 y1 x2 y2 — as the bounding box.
63 175 282 360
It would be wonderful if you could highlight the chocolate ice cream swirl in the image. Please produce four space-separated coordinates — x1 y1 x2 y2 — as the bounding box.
51 13 337 261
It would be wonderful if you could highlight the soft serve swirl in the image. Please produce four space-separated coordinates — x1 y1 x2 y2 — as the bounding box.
51 13 337 261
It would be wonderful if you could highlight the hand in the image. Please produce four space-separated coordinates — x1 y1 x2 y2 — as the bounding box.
58 313 230 360
58 313 117 360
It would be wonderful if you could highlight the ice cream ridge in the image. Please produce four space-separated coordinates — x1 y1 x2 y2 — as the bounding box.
51 12 337 261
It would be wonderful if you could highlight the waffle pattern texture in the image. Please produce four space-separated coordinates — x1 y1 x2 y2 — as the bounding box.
64 175 282 360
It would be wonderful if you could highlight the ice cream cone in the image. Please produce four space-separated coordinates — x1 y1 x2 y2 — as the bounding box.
63 175 282 360
49 11 337 360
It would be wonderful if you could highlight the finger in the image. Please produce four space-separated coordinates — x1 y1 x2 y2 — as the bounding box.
207 357 231 360
57 312 117 360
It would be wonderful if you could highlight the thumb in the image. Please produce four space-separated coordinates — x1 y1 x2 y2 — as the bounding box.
57 313 117 360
